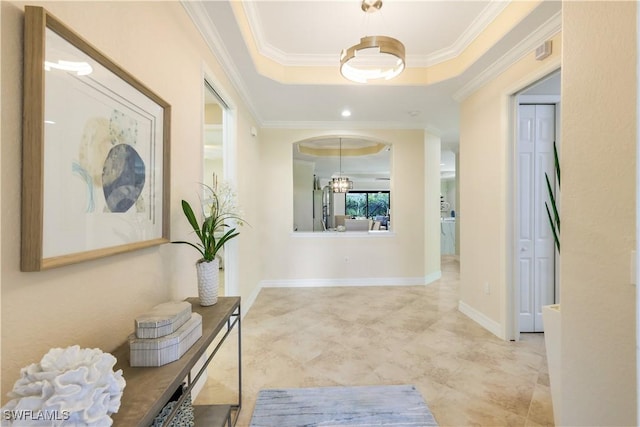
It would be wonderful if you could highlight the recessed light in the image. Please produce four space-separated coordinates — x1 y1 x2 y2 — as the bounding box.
341 109 351 117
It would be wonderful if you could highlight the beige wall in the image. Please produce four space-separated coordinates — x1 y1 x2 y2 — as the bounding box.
459 33 561 336
234 111 263 302
461 3 637 423
0 1 260 397
560 2 636 424
259 128 439 284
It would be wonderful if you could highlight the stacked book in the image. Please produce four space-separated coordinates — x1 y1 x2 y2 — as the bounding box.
128 301 203 367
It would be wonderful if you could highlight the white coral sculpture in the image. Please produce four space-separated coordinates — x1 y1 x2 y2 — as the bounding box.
2 345 126 426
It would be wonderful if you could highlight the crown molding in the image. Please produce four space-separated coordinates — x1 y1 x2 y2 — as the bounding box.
243 1 339 66
181 1 263 124
259 119 439 131
243 0 510 68
453 10 562 102
412 0 511 67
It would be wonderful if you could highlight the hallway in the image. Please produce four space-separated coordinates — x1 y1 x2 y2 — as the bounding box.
197 257 554 426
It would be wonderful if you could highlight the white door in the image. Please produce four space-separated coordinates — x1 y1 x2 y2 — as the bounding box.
518 104 556 332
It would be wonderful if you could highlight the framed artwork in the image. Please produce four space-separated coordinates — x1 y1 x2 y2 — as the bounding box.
21 6 171 271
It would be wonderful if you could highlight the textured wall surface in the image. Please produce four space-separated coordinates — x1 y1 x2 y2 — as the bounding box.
560 2 637 425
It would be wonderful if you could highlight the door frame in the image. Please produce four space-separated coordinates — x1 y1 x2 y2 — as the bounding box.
515 102 559 333
202 65 239 297
505 65 561 341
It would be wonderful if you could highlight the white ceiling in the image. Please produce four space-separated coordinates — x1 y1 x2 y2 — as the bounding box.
244 1 500 67
184 0 561 146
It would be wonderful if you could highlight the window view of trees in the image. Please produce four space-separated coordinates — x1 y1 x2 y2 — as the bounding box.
346 192 390 218
346 193 366 216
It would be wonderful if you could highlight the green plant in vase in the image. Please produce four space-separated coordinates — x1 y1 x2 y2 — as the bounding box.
173 183 245 305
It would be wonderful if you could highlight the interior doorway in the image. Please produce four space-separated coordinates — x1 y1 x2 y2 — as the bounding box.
203 79 230 297
517 103 556 332
440 149 457 256
514 71 561 333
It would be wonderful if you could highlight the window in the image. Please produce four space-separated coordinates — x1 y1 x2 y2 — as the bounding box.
346 191 390 218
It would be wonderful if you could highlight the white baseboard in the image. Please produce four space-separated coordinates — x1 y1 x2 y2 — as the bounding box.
458 300 503 339
424 271 442 285
260 276 436 288
241 283 263 318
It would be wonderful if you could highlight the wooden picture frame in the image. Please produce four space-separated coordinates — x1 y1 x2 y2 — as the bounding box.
21 6 171 271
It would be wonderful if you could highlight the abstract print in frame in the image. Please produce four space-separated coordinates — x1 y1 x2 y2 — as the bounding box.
22 6 171 271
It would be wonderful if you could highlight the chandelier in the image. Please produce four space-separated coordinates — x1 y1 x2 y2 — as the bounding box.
331 139 353 193
339 0 406 83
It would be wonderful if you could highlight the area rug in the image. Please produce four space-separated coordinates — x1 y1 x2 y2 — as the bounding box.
249 384 438 426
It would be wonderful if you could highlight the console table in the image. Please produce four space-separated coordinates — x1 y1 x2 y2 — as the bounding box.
111 297 241 426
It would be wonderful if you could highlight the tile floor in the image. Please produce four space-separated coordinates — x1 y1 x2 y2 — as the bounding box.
196 256 554 426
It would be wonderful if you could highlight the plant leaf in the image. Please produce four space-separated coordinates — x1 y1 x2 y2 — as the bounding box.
553 141 560 189
545 172 560 233
214 228 240 254
174 182 247 262
545 202 560 253
171 240 205 258
181 200 203 241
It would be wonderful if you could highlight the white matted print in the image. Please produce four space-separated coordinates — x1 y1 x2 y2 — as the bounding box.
22 6 170 271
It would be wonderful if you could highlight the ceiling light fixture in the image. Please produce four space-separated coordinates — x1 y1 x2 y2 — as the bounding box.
331 138 354 193
341 109 352 117
340 0 406 84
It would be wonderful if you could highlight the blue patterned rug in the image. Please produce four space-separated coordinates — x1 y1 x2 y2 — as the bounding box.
249 384 438 426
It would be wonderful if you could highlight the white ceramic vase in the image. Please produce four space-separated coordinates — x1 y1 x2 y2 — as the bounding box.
196 258 219 306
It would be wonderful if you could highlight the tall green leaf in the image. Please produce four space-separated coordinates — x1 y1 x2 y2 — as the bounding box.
545 202 560 253
181 200 202 240
545 141 560 253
